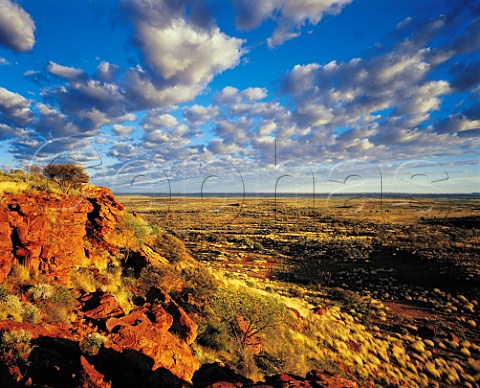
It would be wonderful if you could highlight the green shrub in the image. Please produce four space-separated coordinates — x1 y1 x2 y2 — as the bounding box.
69 267 99 292
182 266 219 303
44 304 69 323
212 287 289 353
119 213 152 241
29 283 54 301
137 264 184 296
0 294 25 322
21 303 41 324
197 320 232 352
0 330 33 367
151 233 189 263
0 286 9 301
43 163 89 194
50 286 75 308
80 333 108 356
252 242 263 251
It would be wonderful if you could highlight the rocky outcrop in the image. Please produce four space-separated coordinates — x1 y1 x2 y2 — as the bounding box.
79 291 125 321
0 194 93 283
83 185 125 245
104 302 200 383
146 286 198 345
0 186 124 284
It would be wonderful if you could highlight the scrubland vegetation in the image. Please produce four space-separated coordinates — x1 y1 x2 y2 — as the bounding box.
128 195 480 386
0 168 479 386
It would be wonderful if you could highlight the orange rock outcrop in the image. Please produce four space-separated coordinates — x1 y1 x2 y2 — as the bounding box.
0 187 124 283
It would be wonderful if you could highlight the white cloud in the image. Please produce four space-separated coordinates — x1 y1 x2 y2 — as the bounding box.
0 87 32 126
241 87 268 101
183 104 219 125
47 61 84 80
125 69 203 108
97 61 119 81
0 0 35 52
141 112 178 131
233 0 352 47
0 123 15 140
123 0 245 107
0 57 9 65
217 86 239 103
112 124 136 136
137 19 244 85
207 139 241 154
396 16 412 30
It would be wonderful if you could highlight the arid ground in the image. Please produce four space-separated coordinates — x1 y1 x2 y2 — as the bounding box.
123 194 480 386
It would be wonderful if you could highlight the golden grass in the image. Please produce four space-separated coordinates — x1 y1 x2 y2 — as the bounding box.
0 181 30 195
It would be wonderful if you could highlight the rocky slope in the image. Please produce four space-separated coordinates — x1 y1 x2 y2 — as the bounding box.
0 187 360 387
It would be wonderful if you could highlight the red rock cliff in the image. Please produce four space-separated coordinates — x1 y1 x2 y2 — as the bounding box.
0 186 124 283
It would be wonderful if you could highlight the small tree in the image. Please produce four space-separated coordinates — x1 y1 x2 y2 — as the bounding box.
43 163 89 194
212 288 288 353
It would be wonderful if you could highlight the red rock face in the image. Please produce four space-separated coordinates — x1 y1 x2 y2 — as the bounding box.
0 194 93 283
104 303 200 383
0 187 125 284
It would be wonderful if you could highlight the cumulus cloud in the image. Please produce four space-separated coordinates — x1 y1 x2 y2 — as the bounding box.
141 112 178 131
0 0 35 52
280 42 450 135
97 61 119 81
112 124 136 136
47 61 84 80
137 19 244 84
0 87 33 127
183 104 219 125
49 79 129 132
35 103 85 138
123 0 244 107
216 86 239 104
0 123 16 140
434 114 480 136
233 0 352 47
241 87 268 101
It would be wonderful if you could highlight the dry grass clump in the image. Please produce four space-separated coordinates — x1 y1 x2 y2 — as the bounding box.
0 181 30 195
102 264 134 314
69 267 100 293
0 286 41 324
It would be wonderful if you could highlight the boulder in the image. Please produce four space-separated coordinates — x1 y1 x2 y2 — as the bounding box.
146 286 198 345
79 292 125 322
105 304 200 383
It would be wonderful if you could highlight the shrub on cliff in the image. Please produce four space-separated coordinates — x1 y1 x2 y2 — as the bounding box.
80 333 108 356
43 163 89 194
137 263 184 296
182 266 219 303
151 232 189 263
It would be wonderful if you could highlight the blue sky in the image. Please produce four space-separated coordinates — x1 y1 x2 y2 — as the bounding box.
0 0 478 194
